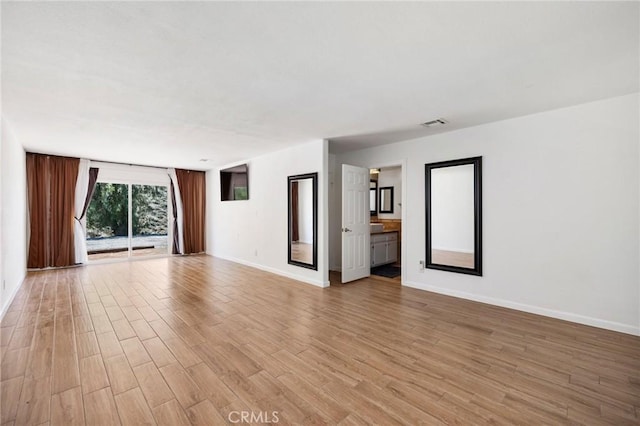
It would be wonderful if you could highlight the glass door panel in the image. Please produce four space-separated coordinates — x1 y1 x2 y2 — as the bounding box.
132 185 168 257
86 183 130 261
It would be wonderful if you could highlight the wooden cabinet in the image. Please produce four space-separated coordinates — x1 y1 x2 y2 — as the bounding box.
371 232 398 267
373 241 388 266
387 238 398 263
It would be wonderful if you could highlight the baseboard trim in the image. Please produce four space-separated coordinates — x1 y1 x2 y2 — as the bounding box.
210 254 329 288
0 273 26 321
403 280 639 336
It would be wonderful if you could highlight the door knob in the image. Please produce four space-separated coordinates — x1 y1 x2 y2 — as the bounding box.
342 228 352 232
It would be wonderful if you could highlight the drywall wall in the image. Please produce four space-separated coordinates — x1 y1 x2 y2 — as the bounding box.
376 166 402 219
1 117 27 318
333 93 640 335
208 139 329 287
0 124 3 314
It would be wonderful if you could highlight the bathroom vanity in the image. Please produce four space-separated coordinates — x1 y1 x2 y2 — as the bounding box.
370 230 398 267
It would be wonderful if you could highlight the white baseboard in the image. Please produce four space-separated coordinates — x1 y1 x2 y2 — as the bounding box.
210 253 329 288
403 280 639 336
0 273 26 321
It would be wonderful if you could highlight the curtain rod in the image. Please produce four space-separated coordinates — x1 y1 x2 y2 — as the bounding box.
26 151 204 172
90 158 171 171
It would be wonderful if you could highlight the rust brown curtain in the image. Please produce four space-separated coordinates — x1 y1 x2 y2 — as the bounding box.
169 179 180 255
291 181 299 242
175 169 206 254
27 153 79 268
81 168 99 218
26 154 49 267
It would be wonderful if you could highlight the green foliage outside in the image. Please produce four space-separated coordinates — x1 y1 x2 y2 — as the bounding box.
86 183 168 238
234 186 248 200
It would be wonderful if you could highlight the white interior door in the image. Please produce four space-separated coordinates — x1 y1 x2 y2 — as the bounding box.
341 164 370 283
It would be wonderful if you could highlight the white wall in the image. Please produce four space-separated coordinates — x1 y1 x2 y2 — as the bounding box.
376 166 402 219
297 179 314 244
431 164 475 253
208 139 329 287
333 93 640 335
1 117 27 318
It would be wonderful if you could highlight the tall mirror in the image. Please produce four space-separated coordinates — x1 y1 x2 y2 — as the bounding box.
379 187 394 213
288 172 318 270
425 157 482 276
370 180 377 216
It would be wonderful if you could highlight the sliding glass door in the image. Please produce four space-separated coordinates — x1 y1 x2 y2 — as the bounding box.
86 181 169 261
132 185 168 257
86 183 130 260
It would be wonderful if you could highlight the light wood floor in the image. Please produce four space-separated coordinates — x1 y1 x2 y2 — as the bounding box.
1 256 639 425
432 249 475 269
290 242 312 265
89 247 169 261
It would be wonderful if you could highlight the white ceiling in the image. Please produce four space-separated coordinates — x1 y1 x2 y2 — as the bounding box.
2 2 638 170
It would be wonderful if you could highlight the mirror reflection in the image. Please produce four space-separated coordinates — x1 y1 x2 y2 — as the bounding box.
426 157 482 275
370 180 377 215
288 172 318 270
379 187 394 213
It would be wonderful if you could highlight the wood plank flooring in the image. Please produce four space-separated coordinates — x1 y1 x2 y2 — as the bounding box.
1 255 639 425
290 243 313 265
431 249 475 269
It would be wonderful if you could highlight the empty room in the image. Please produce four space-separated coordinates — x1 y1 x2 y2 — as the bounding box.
1 2 639 425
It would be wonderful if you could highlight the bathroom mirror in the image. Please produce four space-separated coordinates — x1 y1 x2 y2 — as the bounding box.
288 172 318 270
379 187 394 213
425 157 482 276
370 180 377 216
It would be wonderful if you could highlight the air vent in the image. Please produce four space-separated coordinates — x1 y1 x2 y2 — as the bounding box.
421 119 448 128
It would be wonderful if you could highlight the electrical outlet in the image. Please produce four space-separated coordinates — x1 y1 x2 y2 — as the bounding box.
254 249 258 257
419 260 425 272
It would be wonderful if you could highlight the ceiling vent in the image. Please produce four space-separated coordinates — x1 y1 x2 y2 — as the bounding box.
421 118 447 128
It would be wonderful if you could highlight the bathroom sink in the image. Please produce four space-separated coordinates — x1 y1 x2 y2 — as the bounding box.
370 223 384 233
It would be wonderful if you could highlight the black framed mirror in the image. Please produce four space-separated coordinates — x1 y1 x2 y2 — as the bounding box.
288 172 318 270
220 164 249 201
379 186 394 213
370 180 377 216
425 156 482 276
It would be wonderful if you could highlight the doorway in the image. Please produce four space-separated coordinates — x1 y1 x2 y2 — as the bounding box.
336 160 404 284
369 165 402 282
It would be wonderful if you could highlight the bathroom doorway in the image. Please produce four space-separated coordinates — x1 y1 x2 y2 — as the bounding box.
369 164 403 283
